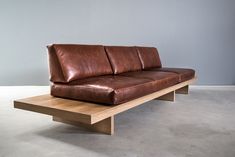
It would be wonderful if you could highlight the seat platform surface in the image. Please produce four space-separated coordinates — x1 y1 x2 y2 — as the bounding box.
14 94 111 124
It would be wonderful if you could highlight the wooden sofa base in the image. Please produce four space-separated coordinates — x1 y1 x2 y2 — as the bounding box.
156 91 175 101
14 78 195 135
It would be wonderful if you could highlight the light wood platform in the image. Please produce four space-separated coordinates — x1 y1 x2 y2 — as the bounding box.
14 77 196 135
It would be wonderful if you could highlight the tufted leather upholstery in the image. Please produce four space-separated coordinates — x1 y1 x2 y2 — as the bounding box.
105 46 142 74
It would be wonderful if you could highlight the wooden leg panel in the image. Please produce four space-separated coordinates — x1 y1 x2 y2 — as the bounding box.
176 85 189 94
156 91 175 102
53 116 114 135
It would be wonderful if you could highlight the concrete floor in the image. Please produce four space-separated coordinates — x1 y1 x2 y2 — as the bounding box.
0 86 235 157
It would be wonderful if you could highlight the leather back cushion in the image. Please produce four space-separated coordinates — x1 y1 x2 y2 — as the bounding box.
50 44 113 82
136 46 162 69
47 45 66 83
105 46 142 74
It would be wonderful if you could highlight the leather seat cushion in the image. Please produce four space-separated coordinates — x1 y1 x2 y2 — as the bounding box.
119 71 179 89
136 46 162 69
147 67 195 82
105 46 142 74
51 75 157 105
51 44 113 82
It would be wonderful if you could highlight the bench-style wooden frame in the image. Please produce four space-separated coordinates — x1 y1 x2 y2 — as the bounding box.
14 77 196 135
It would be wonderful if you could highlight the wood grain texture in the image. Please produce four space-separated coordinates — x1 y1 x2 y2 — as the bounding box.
53 116 114 135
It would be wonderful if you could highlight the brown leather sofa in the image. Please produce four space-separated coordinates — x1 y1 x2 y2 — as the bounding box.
48 44 195 105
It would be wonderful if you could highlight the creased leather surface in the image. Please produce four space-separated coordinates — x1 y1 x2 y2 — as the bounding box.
48 44 196 105
51 75 162 105
47 45 66 83
120 71 179 89
136 46 162 69
147 67 195 82
52 44 113 82
105 46 142 74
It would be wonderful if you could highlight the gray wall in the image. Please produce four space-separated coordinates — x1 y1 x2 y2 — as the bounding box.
1 0 235 85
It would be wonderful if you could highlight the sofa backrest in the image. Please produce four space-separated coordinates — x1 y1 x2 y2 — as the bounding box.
47 44 113 83
47 45 66 83
136 46 162 69
105 46 142 74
